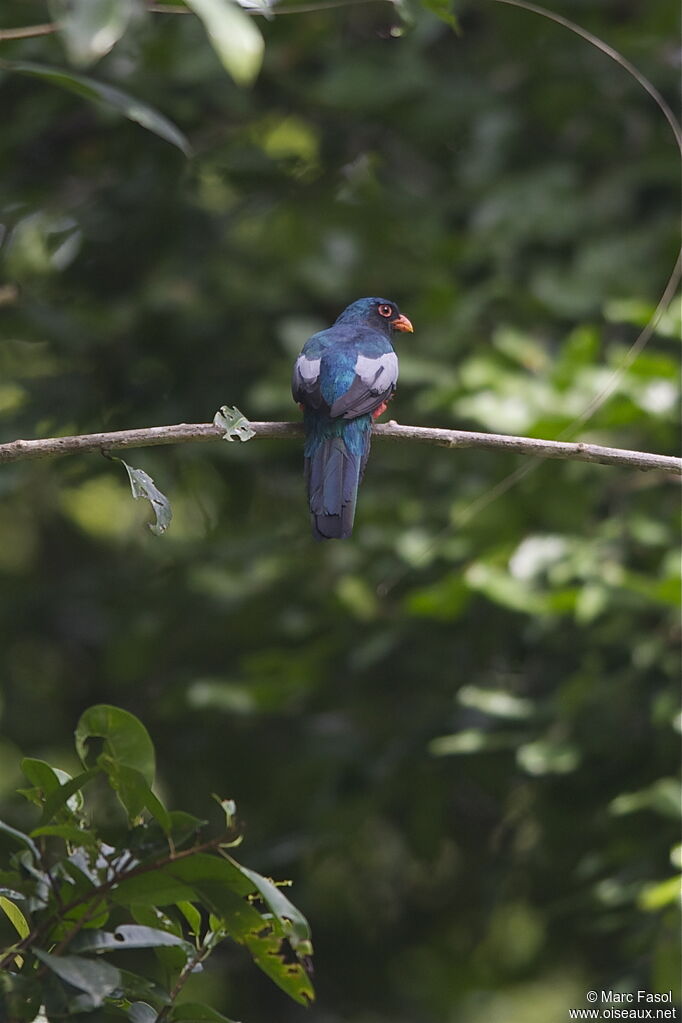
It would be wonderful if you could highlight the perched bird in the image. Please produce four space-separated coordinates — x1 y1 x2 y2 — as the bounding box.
292 297 414 540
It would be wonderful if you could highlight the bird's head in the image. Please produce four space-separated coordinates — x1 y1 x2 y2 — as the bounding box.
335 297 414 335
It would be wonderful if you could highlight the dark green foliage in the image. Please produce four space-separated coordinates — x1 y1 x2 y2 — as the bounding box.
0 0 680 1020
0 705 314 1021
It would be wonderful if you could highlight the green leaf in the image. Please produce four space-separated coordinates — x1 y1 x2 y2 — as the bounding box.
129 1003 159 1023
101 762 171 831
33 949 120 1007
38 768 100 825
71 924 193 956
48 0 136 67
185 0 264 87
117 968 172 1007
0 61 192 157
21 757 62 797
0 820 40 861
112 871 198 907
238 864 311 946
243 925 314 1006
166 853 255 893
0 895 30 938
177 899 202 936
30 823 97 844
117 459 173 536
213 405 256 442
638 875 682 911
128 811 206 860
170 1003 240 1022
420 0 461 30
130 903 183 936
0 974 42 1023
188 878 314 1006
609 778 682 819
75 705 156 786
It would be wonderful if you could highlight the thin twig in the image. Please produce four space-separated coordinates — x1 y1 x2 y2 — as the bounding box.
0 23 56 41
0 420 678 475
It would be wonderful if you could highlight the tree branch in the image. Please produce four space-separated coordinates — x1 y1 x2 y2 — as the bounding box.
0 421 679 475
0 23 56 41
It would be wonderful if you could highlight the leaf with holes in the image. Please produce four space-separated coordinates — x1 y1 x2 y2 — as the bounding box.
214 405 256 442
114 458 173 535
71 924 193 957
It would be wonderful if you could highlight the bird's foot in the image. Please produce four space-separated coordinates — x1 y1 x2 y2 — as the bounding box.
372 402 389 420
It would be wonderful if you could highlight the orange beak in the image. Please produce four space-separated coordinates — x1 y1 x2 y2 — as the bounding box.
390 313 414 333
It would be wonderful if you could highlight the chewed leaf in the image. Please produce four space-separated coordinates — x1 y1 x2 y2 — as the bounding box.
0 61 191 157
117 459 172 535
214 405 256 442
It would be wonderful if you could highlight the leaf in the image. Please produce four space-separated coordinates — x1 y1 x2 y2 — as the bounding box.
185 0 264 87
167 853 255 894
129 1003 159 1023
30 823 97 845
637 875 682 911
170 1003 241 1022
243 925 314 1006
177 899 202 936
101 762 171 831
33 949 120 1007
0 895 30 938
128 811 206 860
237 865 311 946
0 820 40 861
113 458 173 535
0 61 192 157
112 871 198 907
420 0 461 30
189 879 314 1007
0 974 42 1023
21 758 62 798
213 405 256 442
71 924 193 956
75 705 156 786
117 967 172 1007
38 768 100 825
48 0 136 67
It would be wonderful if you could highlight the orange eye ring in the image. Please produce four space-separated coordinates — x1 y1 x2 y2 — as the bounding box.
378 304 393 318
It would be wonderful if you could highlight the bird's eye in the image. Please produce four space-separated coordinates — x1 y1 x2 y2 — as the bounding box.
378 304 393 318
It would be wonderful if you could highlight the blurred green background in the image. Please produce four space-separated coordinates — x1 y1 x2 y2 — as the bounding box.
0 0 680 1020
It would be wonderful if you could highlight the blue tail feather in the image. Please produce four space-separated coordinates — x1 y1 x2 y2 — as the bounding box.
305 421 371 540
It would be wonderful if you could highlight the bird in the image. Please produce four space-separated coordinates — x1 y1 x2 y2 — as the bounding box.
292 297 414 540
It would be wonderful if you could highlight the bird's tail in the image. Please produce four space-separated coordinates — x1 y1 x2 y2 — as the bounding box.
305 432 369 540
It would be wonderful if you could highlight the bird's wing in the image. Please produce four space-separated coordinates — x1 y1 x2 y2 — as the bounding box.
292 348 324 409
328 349 398 420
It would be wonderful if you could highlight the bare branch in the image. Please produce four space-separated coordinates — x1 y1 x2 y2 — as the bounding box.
0 23 56 41
0 420 679 475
